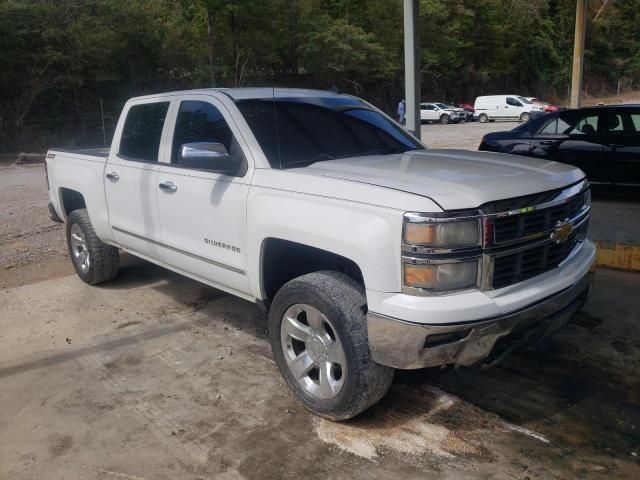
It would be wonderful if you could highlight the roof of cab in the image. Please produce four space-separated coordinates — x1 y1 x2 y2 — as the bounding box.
130 87 351 102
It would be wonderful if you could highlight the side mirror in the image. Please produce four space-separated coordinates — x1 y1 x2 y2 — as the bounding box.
179 142 240 174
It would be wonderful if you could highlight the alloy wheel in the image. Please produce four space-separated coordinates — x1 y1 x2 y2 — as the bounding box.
70 223 90 273
280 303 347 400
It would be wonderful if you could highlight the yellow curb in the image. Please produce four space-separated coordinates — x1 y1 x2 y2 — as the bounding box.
595 241 640 271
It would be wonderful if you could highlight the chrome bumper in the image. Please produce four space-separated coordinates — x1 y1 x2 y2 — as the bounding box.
367 272 593 369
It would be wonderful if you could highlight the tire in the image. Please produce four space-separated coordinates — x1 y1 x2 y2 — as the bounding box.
268 271 394 421
520 112 531 122
440 114 451 124
66 209 119 284
478 113 488 123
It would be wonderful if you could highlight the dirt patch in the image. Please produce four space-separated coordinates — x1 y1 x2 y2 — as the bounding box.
47 434 74 458
0 164 71 288
315 385 487 460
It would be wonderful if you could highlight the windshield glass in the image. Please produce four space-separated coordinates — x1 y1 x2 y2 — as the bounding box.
435 103 450 109
236 97 423 168
517 96 532 104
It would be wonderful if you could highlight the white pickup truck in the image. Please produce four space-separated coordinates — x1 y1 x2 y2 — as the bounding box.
46 88 595 420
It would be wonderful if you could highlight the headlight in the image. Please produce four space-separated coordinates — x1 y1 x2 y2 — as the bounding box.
404 260 478 291
404 219 480 247
402 213 481 294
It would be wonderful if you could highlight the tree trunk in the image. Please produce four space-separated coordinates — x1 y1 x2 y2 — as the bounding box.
206 9 216 87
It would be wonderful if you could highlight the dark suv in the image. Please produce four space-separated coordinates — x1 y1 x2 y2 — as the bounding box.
479 105 640 186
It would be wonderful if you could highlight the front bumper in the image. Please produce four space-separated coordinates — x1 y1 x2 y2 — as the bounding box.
367 271 593 369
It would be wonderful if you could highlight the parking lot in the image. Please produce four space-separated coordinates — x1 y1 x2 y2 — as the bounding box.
421 119 520 150
1 125 639 479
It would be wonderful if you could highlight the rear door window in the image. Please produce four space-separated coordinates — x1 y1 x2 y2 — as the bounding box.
568 113 599 135
603 111 640 135
119 102 170 162
539 114 572 135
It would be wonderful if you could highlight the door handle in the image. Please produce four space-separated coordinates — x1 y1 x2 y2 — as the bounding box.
105 172 119 181
540 141 554 146
159 181 177 193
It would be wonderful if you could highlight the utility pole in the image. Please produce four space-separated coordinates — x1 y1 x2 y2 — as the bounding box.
403 0 420 140
570 0 587 108
206 9 216 87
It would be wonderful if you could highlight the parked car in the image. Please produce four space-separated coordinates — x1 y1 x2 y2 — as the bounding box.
46 88 595 420
457 103 475 121
478 105 640 186
474 95 545 122
420 102 465 124
445 104 469 121
527 97 560 112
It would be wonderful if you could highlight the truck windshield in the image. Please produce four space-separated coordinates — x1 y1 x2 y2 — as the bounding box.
235 97 423 168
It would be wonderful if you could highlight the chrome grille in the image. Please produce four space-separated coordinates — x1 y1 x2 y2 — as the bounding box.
492 231 582 289
493 194 585 244
485 184 590 290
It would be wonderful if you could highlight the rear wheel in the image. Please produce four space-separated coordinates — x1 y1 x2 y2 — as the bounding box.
268 271 394 421
520 112 531 122
66 209 119 284
478 113 488 123
440 114 451 124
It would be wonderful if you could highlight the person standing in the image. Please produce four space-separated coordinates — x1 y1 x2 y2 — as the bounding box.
397 99 406 124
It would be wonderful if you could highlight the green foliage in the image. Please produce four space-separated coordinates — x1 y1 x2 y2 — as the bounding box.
0 0 638 152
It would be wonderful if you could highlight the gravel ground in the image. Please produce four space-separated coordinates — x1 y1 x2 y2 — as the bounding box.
421 120 519 149
0 163 71 289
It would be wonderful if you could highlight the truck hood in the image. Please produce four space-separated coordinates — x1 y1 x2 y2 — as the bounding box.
298 149 584 211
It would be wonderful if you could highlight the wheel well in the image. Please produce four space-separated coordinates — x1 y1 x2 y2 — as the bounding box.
261 238 364 303
60 188 86 217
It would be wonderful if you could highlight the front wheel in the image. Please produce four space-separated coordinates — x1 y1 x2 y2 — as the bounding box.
268 271 394 421
520 112 531 122
478 113 488 123
440 114 451 124
66 209 119 284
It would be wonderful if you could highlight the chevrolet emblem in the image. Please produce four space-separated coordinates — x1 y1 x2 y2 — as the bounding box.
550 220 573 243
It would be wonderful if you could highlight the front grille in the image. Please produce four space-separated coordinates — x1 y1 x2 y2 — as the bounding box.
493 194 584 244
492 232 582 289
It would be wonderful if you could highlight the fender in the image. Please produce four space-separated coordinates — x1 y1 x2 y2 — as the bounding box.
48 153 112 242
246 171 442 299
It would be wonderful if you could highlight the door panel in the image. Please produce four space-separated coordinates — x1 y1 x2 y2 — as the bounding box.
156 97 251 295
503 97 522 119
156 169 250 293
601 110 640 185
529 110 604 180
105 160 161 252
105 100 172 258
420 105 437 121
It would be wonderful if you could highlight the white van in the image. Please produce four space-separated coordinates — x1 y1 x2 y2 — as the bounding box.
474 95 544 122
